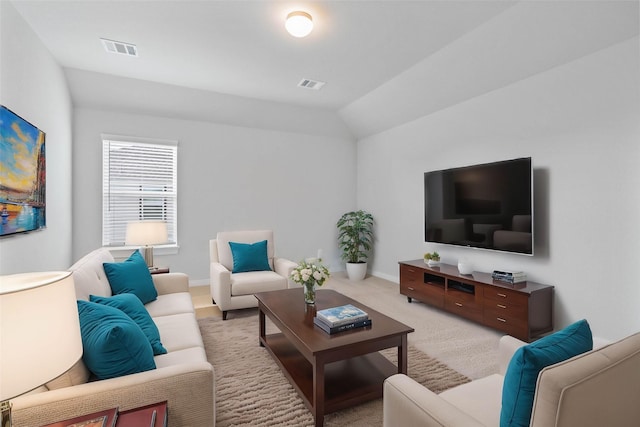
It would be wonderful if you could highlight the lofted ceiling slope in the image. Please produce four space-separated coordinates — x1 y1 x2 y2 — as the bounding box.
10 0 640 139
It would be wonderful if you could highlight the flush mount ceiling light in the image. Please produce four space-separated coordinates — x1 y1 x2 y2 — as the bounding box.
285 11 313 38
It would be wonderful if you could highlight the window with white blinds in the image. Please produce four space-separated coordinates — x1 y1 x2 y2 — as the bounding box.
102 135 178 247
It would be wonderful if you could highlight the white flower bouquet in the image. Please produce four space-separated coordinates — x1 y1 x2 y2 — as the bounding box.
290 260 330 303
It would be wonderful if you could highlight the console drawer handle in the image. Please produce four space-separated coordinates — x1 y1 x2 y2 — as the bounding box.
408 287 415 291
455 302 463 307
496 317 507 323
497 293 507 298
497 304 507 309
408 269 415 273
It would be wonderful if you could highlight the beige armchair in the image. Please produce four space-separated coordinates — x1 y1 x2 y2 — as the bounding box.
383 331 640 426
209 230 298 320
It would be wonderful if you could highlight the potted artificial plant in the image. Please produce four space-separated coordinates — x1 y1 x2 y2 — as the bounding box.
337 210 374 281
423 251 440 267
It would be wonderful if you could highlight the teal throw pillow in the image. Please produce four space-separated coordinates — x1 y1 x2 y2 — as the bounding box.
500 319 593 427
90 294 167 355
77 300 156 380
229 240 271 273
103 250 158 304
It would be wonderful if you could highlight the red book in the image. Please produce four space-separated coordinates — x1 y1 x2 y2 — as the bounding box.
42 407 118 427
116 401 167 427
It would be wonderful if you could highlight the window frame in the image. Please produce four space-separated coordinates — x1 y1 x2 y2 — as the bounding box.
101 134 178 253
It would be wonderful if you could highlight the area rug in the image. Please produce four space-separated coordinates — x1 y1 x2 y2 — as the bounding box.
198 314 470 427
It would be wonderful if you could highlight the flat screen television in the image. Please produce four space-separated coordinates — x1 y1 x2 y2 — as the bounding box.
424 157 533 255
0 105 46 237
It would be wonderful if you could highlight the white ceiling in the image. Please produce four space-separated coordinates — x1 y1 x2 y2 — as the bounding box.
10 0 640 138
11 0 515 110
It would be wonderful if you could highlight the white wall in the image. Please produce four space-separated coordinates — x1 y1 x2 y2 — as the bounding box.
0 2 73 274
73 108 356 281
357 37 640 341
6 0 638 341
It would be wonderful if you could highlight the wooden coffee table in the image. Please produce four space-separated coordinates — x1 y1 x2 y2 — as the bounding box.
255 288 414 427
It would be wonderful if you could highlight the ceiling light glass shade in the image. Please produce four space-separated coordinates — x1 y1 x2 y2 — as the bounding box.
286 11 313 38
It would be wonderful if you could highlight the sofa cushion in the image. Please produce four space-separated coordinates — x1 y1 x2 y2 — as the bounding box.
90 293 167 355
46 359 90 390
229 240 271 273
500 319 593 427
145 292 195 317
441 373 503 426
103 250 158 304
77 300 156 380
231 270 288 296
154 346 208 369
153 312 204 352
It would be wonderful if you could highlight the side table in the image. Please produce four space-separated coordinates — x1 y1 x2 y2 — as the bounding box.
149 267 170 275
40 401 167 427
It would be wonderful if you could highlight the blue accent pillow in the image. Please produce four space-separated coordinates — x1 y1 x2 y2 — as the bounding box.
90 294 167 356
103 250 158 304
500 319 593 427
229 240 271 273
77 300 156 380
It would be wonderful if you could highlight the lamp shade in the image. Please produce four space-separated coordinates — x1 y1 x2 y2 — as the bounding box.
0 271 82 400
125 221 168 246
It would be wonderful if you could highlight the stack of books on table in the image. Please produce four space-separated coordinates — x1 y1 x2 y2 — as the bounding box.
492 270 527 284
314 304 372 334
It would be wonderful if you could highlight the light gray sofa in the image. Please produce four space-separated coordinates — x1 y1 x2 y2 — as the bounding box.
383 332 640 426
12 248 215 426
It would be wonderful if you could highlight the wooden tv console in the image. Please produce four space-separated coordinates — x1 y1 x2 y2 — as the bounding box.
399 260 554 341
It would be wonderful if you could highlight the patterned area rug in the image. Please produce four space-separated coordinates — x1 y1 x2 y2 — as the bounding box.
198 314 470 427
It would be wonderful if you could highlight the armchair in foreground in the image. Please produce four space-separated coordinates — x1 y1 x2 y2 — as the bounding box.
383 330 640 427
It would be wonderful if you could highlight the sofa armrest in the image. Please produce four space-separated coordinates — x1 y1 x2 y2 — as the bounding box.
383 374 485 427
12 362 214 427
152 272 189 295
498 335 527 375
210 262 231 307
274 257 297 287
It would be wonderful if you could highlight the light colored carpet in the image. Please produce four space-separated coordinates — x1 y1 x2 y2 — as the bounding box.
322 272 502 380
198 314 470 427
192 271 501 380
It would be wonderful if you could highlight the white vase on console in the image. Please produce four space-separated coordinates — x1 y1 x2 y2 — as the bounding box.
458 259 473 275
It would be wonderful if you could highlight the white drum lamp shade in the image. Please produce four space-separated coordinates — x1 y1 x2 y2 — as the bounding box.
125 221 168 267
0 271 82 424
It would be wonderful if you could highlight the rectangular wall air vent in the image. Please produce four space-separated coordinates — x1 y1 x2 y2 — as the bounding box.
297 79 326 90
101 38 138 57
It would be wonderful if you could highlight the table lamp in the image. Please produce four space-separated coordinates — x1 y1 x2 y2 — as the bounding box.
0 271 82 427
125 220 168 268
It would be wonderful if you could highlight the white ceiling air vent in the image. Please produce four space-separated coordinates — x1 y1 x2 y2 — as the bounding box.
100 38 138 57
297 79 326 90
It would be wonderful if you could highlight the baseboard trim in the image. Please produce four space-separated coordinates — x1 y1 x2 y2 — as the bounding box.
190 272 397 287
370 270 398 283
